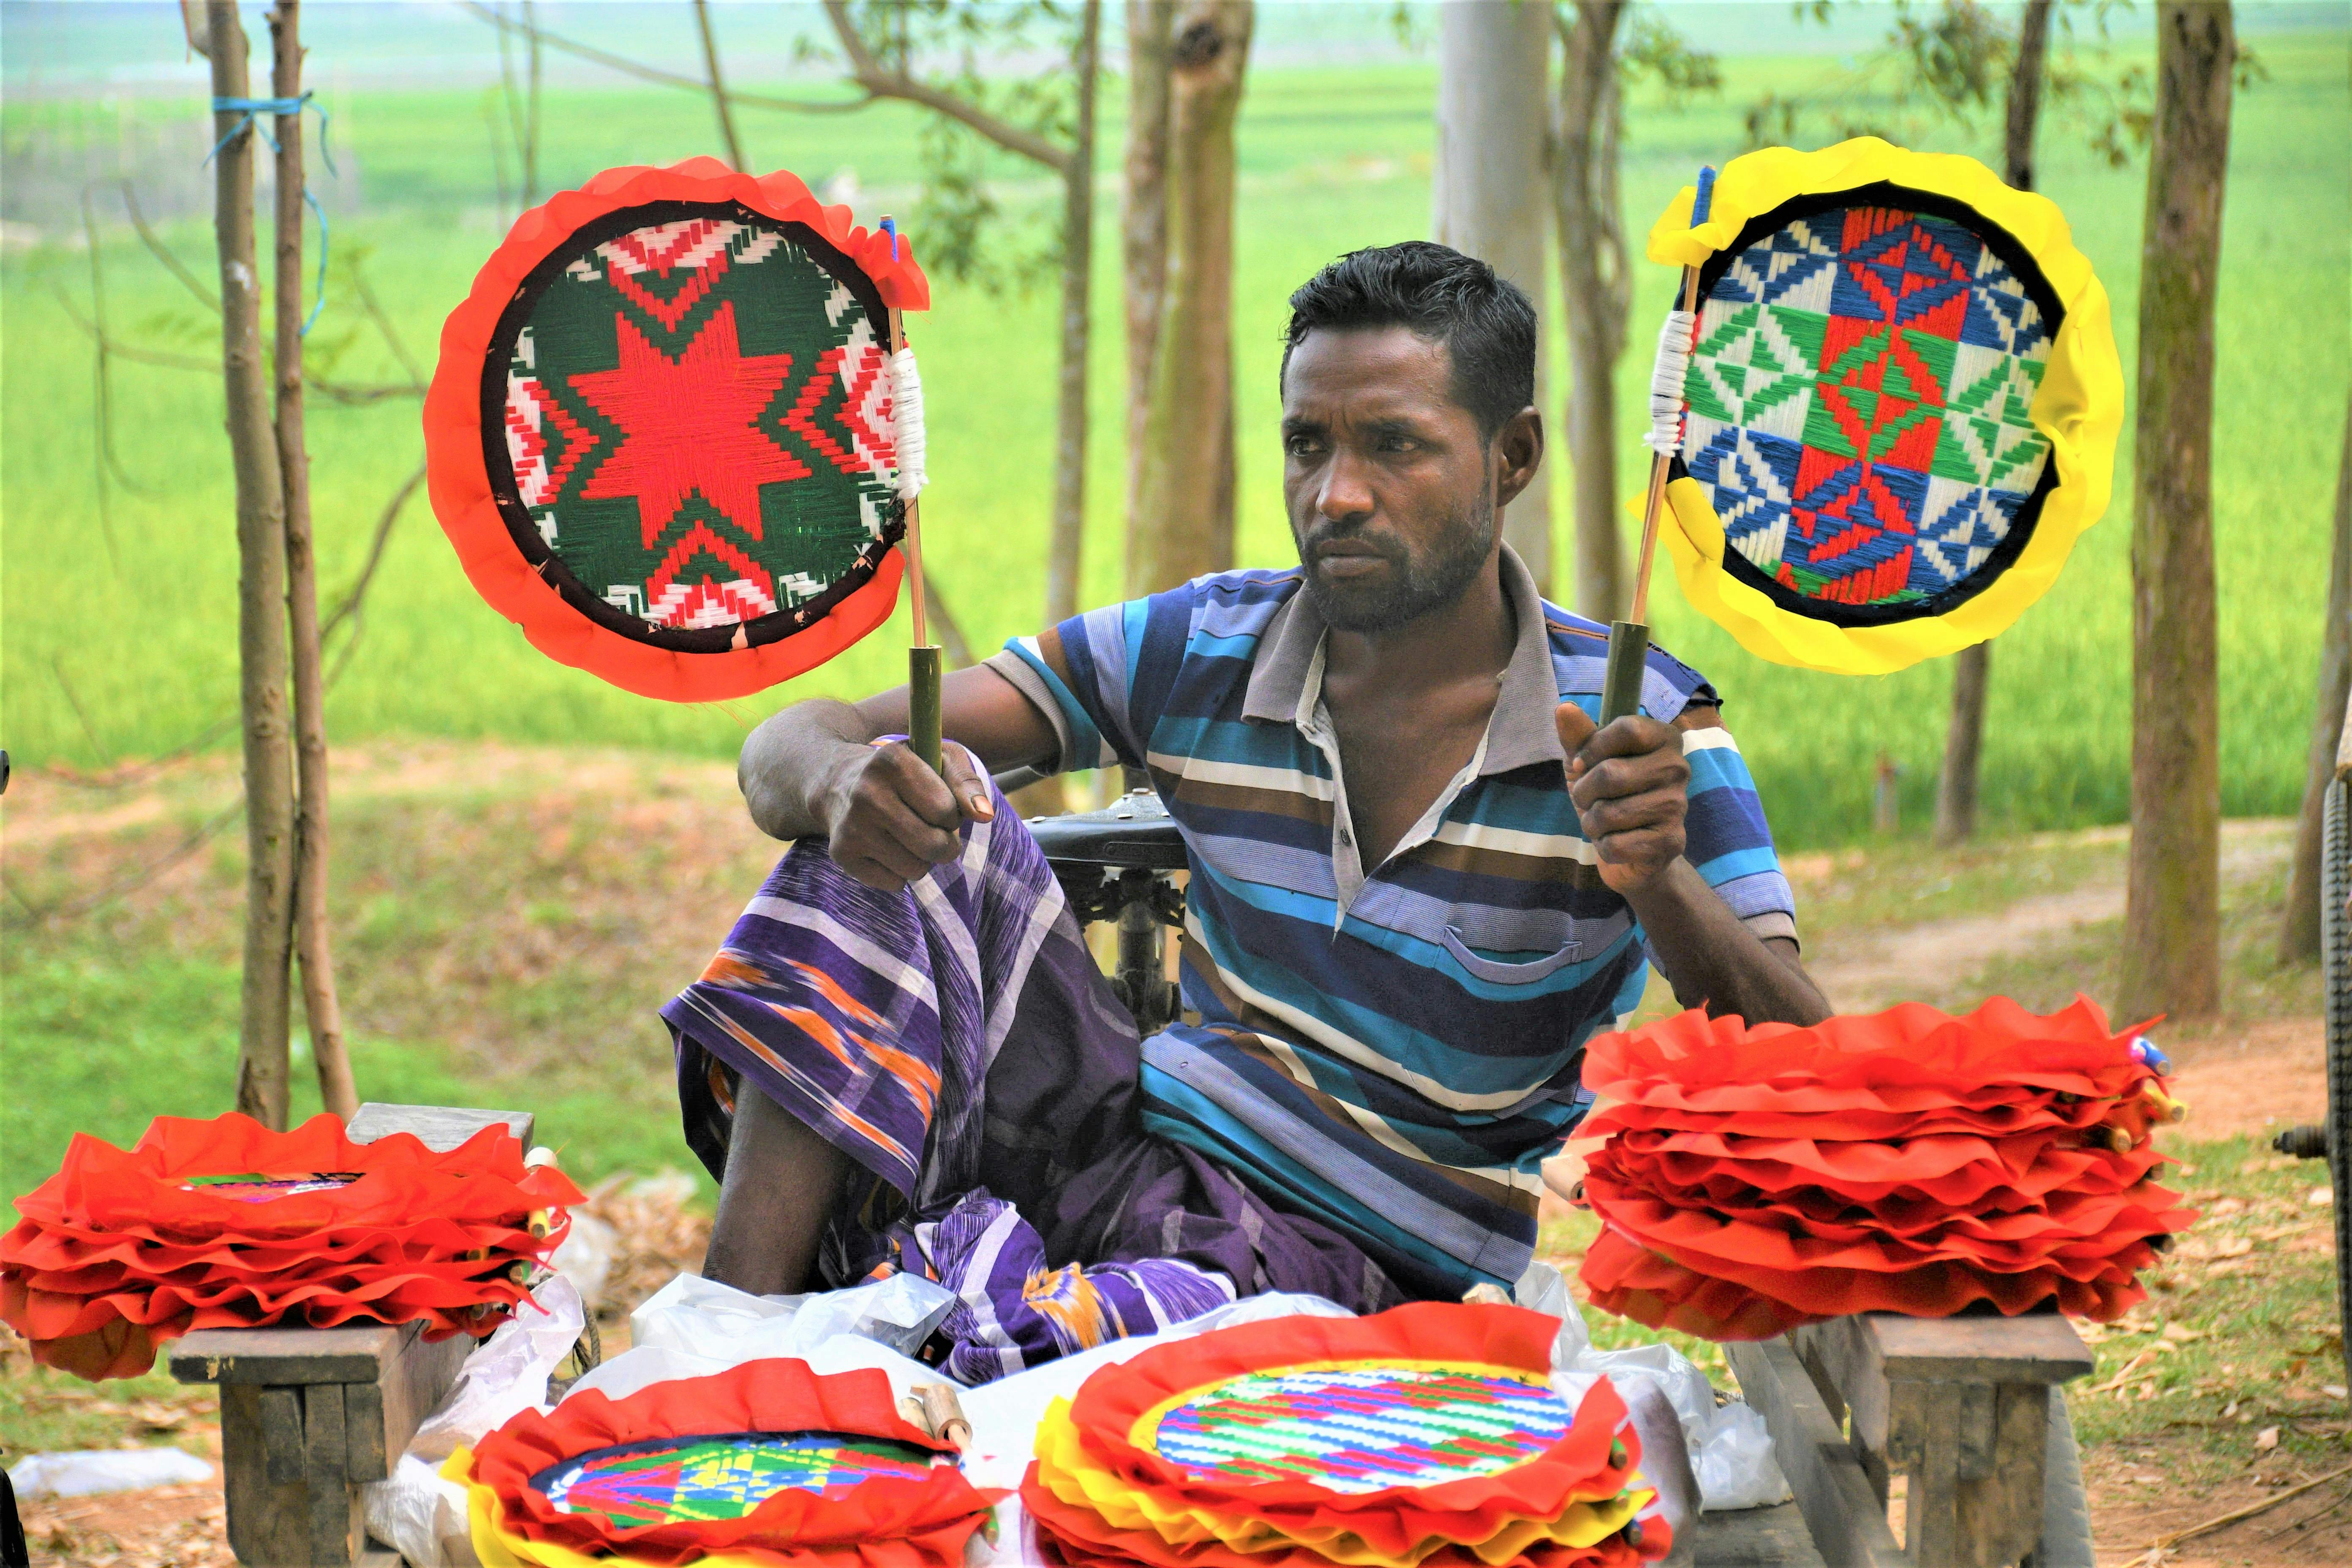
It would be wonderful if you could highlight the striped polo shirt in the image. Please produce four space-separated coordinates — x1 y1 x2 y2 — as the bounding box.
984 546 1796 1297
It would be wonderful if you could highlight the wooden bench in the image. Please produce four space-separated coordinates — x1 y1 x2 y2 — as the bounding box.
169 1103 533 1567
1727 1314 2096 1568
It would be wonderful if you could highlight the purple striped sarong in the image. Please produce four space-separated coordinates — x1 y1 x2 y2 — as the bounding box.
660 781 1405 1382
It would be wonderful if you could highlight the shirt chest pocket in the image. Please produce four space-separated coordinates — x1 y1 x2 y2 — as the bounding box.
1438 916 1584 986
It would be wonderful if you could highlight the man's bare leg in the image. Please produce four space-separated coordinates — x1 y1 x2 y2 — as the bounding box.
702 1089 852 1296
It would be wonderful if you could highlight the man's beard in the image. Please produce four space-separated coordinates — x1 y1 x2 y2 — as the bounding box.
1297 488 1497 634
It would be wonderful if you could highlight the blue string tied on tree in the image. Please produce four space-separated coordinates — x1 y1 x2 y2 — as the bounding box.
205 91 337 335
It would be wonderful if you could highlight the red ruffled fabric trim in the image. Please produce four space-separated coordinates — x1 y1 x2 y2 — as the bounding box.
1 1113 581 1378
465 1359 1000 1564
1573 998 2194 1339
1059 1305 1648 1552
422 158 931 704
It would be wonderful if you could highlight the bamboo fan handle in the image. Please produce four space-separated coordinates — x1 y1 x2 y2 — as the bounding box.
882 218 944 779
1600 164 1716 729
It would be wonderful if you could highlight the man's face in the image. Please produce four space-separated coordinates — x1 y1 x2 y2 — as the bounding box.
1280 326 1500 634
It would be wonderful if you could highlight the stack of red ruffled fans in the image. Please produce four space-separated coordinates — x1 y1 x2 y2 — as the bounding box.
1575 996 2197 1340
448 1358 1002 1568
2 1112 583 1379
1022 1302 1671 1568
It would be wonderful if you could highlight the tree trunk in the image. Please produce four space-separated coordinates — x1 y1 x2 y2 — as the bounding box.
270 3 356 1122
2282 396 2352 963
1933 641 1993 845
2119 0 2234 1023
209 0 297 1128
1434 0 1553 594
2003 0 2054 190
1045 0 1101 628
1127 0 1250 597
1552 0 1627 623
694 0 747 171
1934 0 2053 847
1123 0 1176 573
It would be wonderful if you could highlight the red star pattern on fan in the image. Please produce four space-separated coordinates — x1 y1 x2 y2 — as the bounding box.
571 299 809 548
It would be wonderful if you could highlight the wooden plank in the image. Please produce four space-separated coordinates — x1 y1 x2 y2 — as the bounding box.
346 1326 475 1482
2033 1390 2095 1568
1955 1382 2051 1568
1861 1313 2093 1385
221 1384 311 1567
1794 1318 1888 1453
1905 1382 1964 1567
171 1320 419 1387
1726 1337 1908 1568
346 1101 532 1151
1953 1383 1998 1484
1692 1503 1829 1568
259 1386 306 1486
302 1383 362 1566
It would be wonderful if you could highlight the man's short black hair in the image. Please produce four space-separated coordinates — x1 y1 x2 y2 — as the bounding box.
1279 241 1537 439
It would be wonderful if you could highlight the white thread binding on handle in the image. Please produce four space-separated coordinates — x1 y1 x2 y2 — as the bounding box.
889 346 927 501
1642 308 1697 457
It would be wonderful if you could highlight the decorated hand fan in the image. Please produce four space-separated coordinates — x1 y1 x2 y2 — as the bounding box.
1570 999 2197 1340
1 1113 581 1379
1598 137 2123 708
425 158 950 767
1024 1304 1670 1568
449 1358 1001 1568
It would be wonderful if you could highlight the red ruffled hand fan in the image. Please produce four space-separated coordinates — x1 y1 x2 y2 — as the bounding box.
449 1358 1002 1568
1571 998 2197 1340
425 158 955 771
1 1113 583 1379
1025 1303 1671 1568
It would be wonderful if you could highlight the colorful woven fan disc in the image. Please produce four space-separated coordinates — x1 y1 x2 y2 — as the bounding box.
1643 139 2123 675
425 160 930 702
1571 996 2197 1340
1144 1363 1570 1492
1026 1304 1670 1568
1682 189 2056 621
532 1430 939 1527
454 1358 1000 1568
178 1171 363 1200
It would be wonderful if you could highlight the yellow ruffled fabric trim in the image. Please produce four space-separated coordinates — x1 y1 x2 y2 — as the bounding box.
1034 1399 1650 1568
444 1446 783 1568
1637 136 2124 676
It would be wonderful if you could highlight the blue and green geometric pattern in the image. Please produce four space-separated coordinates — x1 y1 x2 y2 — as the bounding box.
529 1430 937 1527
1147 1363 1572 1493
1680 202 2057 614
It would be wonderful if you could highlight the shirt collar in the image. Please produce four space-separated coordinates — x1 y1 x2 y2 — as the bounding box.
1241 543 1567 777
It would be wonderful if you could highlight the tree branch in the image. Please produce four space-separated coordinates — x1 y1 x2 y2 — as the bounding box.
459 2 874 115
118 181 220 312
820 0 1074 172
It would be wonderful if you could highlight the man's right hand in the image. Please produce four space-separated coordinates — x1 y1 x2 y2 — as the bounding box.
820 739 997 893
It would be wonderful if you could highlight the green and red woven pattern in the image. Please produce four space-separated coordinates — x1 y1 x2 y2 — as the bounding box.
1680 192 2058 623
493 207 900 640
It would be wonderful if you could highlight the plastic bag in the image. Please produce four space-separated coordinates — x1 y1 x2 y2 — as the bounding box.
1549 1296 1791 1512
547 1209 615 1310
625 1270 955 1361
7 1447 212 1499
358 1276 583 1568
405 1273 584 1463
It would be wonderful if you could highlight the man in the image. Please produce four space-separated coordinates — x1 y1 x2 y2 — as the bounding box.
664 242 1827 1380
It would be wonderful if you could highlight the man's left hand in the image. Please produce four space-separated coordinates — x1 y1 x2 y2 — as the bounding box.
1554 704 1689 895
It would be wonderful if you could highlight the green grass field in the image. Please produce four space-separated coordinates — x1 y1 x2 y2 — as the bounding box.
2 37 2347 852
